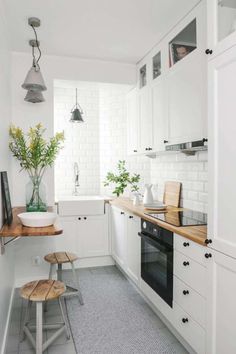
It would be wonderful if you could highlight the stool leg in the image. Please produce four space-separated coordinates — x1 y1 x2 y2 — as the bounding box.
71 262 84 305
20 300 32 342
57 263 63 282
36 302 43 354
59 297 70 340
44 264 55 312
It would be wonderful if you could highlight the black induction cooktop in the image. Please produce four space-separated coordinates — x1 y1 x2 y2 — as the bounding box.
145 210 207 227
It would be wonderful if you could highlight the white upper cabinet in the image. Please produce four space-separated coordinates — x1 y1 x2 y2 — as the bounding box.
138 85 153 153
208 44 236 258
207 0 236 58
206 249 236 354
127 88 139 155
166 2 207 145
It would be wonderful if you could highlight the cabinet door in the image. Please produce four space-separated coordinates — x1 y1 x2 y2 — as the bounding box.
76 215 109 258
126 215 141 285
207 0 236 59
206 249 236 354
208 45 236 258
111 207 126 269
138 86 153 153
151 78 168 151
55 217 77 253
127 88 139 155
166 2 207 145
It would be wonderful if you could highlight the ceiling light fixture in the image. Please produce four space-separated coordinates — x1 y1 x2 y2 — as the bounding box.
70 88 84 123
22 17 47 103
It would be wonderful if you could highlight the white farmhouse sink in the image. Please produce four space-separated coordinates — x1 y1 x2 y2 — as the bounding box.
18 212 57 228
58 196 105 216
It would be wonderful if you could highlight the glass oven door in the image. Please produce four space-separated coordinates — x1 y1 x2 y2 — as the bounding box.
140 232 173 307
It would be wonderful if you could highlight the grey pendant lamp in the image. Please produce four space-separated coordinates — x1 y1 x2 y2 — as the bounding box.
70 88 84 123
22 18 47 103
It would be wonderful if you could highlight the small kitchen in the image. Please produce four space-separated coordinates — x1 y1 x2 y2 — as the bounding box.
0 1 236 354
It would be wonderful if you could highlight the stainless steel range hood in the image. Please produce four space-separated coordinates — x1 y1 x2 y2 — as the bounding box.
165 139 208 155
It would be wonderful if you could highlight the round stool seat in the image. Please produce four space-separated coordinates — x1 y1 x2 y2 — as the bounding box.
20 280 65 302
44 252 78 265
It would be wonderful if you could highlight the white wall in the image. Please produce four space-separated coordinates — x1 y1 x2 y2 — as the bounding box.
0 1 15 352
10 52 136 206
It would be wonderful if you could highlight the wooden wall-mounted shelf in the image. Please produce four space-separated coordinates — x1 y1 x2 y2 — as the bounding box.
0 207 63 254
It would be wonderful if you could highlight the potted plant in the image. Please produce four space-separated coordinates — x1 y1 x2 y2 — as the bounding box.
104 160 140 197
9 123 64 212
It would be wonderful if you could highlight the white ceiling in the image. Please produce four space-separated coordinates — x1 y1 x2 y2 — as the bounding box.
3 0 199 64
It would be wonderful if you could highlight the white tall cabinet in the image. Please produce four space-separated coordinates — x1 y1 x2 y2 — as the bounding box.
208 44 236 259
206 250 236 354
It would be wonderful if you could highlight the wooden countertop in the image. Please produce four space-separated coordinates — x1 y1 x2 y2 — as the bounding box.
110 198 207 246
0 207 63 238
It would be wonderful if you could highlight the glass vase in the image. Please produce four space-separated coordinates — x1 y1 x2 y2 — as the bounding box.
26 176 47 212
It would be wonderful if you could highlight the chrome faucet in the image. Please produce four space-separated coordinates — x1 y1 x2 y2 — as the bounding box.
73 162 79 195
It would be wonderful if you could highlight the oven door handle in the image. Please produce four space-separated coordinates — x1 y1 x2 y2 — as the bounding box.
138 232 171 252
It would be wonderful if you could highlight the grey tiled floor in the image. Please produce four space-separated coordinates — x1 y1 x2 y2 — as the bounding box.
5 267 188 354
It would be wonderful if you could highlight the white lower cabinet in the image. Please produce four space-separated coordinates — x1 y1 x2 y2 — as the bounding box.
111 206 141 283
206 249 236 354
77 215 109 258
126 215 141 285
111 206 127 269
173 302 205 354
57 213 109 260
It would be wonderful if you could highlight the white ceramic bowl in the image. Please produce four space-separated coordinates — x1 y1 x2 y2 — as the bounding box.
18 212 57 228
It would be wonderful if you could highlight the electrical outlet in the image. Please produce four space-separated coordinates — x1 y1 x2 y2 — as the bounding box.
32 256 42 266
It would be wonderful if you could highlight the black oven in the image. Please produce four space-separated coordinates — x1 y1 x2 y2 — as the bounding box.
139 219 173 307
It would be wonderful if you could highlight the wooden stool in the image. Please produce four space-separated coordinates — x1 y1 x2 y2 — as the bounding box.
20 280 70 354
44 252 84 305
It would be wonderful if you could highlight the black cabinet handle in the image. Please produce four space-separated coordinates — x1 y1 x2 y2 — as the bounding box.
182 318 189 323
84 217 87 220
133 150 137 153
183 261 190 266
202 138 208 143
121 212 125 215
129 216 133 219
148 147 153 151
205 239 212 245
205 49 213 55
205 253 212 258
78 217 81 220
145 148 148 151
164 140 168 144
183 242 190 247
183 290 189 295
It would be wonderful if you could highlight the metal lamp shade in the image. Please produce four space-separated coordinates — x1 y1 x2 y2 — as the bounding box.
24 90 45 103
70 108 84 123
22 65 47 92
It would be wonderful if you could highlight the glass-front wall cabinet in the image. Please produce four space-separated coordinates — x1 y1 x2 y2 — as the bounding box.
152 51 161 79
169 19 197 67
218 0 236 42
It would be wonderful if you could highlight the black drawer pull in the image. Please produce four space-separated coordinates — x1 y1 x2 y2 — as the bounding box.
182 318 189 323
183 261 189 266
133 150 137 153
121 212 125 215
205 253 212 258
183 290 189 295
129 216 133 219
84 217 87 220
78 217 81 220
205 239 212 245
164 140 168 144
205 49 213 55
183 242 189 247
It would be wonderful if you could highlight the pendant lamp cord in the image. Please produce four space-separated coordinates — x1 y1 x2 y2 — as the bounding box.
30 24 42 67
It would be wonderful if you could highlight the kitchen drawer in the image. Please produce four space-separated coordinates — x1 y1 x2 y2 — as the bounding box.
174 276 206 328
174 234 207 266
174 250 206 297
173 302 205 354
